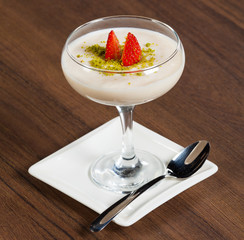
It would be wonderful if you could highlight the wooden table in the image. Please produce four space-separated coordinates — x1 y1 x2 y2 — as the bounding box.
1 0 243 239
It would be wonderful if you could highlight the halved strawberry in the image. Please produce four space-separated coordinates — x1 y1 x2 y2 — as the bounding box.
122 32 142 66
105 30 121 60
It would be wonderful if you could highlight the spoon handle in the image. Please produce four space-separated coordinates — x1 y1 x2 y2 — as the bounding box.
90 174 166 232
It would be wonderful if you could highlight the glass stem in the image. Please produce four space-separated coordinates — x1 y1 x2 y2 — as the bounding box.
115 106 141 174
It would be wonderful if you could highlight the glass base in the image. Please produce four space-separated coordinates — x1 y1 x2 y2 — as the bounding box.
90 150 166 193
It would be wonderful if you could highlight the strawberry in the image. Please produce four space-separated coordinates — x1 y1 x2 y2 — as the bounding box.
105 30 121 60
122 32 142 66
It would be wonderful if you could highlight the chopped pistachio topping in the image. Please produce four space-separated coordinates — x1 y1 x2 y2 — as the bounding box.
136 72 143 76
85 44 106 57
76 40 158 76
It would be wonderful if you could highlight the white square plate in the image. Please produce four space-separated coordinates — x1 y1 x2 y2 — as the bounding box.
28 117 218 226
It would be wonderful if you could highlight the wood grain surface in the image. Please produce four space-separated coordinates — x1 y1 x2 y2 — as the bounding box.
0 0 243 239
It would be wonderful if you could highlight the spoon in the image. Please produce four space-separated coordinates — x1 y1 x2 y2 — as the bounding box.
90 140 210 232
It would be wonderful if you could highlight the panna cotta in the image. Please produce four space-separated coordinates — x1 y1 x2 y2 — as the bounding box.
61 28 185 106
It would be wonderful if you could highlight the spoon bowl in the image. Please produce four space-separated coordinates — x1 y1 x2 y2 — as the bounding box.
90 140 210 232
168 140 210 178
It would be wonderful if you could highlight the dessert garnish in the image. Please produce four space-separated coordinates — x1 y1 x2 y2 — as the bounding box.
121 32 142 66
105 30 121 60
79 30 156 74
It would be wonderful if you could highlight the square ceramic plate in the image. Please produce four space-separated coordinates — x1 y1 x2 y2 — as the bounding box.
28 117 218 226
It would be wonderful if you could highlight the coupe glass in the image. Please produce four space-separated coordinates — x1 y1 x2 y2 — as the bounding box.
61 16 185 193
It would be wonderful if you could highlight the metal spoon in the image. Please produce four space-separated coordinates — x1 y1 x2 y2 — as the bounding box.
90 140 210 232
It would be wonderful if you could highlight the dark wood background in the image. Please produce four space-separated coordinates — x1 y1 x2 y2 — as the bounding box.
1 0 243 239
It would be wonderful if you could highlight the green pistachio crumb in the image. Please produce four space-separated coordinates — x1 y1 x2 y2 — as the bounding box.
136 72 143 76
82 41 157 76
86 44 106 57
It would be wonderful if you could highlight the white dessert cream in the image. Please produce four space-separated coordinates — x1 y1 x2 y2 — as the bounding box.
61 28 185 106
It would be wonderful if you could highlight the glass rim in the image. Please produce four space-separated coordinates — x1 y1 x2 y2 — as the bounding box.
65 15 181 74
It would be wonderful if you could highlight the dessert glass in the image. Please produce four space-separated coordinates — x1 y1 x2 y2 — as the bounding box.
61 16 185 193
